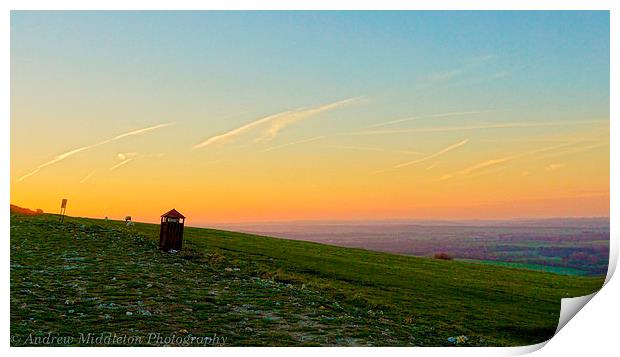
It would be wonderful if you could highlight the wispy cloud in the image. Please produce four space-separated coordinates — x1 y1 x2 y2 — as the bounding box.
29 146 92 173
110 158 133 171
193 98 357 149
428 54 496 82
79 170 96 184
327 145 423 155
193 111 292 149
425 161 441 171
545 163 565 171
17 168 41 182
117 152 138 161
529 142 608 162
365 116 422 129
262 136 327 153
16 122 174 182
439 158 510 181
98 123 174 144
479 137 605 143
365 110 491 129
393 139 470 169
258 98 358 142
352 119 607 136
108 151 163 172
374 139 469 174
438 140 598 181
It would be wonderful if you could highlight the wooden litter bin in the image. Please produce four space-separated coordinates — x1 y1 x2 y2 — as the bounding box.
159 209 186 251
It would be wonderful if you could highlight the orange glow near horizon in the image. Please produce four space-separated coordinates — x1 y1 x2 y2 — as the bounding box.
11 125 610 225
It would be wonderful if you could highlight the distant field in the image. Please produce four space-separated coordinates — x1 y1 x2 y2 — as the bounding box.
456 259 590 276
215 220 609 276
11 213 605 346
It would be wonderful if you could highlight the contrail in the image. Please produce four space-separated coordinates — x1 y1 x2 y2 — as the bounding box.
364 110 491 129
193 111 292 149
262 136 327 153
393 139 470 169
364 116 422 129
98 122 175 144
16 122 174 182
353 119 607 136
528 142 608 162
79 170 96 184
193 98 358 149
439 158 510 181
16 168 41 182
425 161 440 171
259 98 358 142
327 145 423 155
438 140 604 181
110 158 133 171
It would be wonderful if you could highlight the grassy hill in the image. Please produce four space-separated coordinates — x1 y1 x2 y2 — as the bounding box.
10 212 605 346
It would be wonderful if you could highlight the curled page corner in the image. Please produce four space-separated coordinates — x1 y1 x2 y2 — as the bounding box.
511 291 601 355
556 292 597 334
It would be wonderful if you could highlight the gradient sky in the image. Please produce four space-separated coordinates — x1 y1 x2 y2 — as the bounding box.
10 11 610 224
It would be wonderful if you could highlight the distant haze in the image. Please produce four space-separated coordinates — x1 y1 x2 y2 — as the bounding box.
211 217 610 275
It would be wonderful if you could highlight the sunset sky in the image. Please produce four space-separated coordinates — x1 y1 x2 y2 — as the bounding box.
11 11 610 224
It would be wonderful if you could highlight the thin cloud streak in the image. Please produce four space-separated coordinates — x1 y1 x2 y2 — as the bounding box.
193 98 357 149
79 170 96 184
528 142 608 162
352 119 607 136
328 145 423 155
428 54 496 82
439 158 510 181
365 110 491 129
110 158 133 171
16 122 174 182
262 136 326 153
193 111 293 149
16 168 41 182
365 116 422 129
393 139 470 169
438 140 602 181
425 161 441 171
545 163 565 171
259 98 358 142
99 122 175 144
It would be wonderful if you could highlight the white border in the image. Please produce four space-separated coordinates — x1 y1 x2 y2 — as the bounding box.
2 1 617 356
0 0 616 11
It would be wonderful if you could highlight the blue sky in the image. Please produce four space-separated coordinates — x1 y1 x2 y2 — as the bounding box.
12 11 609 123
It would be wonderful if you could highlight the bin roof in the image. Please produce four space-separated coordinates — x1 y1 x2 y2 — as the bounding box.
161 208 185 219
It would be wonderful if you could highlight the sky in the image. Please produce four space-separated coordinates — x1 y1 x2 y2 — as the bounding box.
10 11 610 224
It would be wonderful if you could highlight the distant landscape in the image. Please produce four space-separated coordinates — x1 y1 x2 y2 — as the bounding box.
213 218 609 276
10 210 605 346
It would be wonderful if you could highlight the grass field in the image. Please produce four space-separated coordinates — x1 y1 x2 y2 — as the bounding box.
10 213 605 346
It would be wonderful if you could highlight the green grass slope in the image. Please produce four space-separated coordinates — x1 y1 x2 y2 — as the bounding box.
10 213 605 346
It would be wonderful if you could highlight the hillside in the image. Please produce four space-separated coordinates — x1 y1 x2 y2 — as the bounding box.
10 213 605 346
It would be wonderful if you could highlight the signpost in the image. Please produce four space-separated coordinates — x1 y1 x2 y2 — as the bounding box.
59 199 67 222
